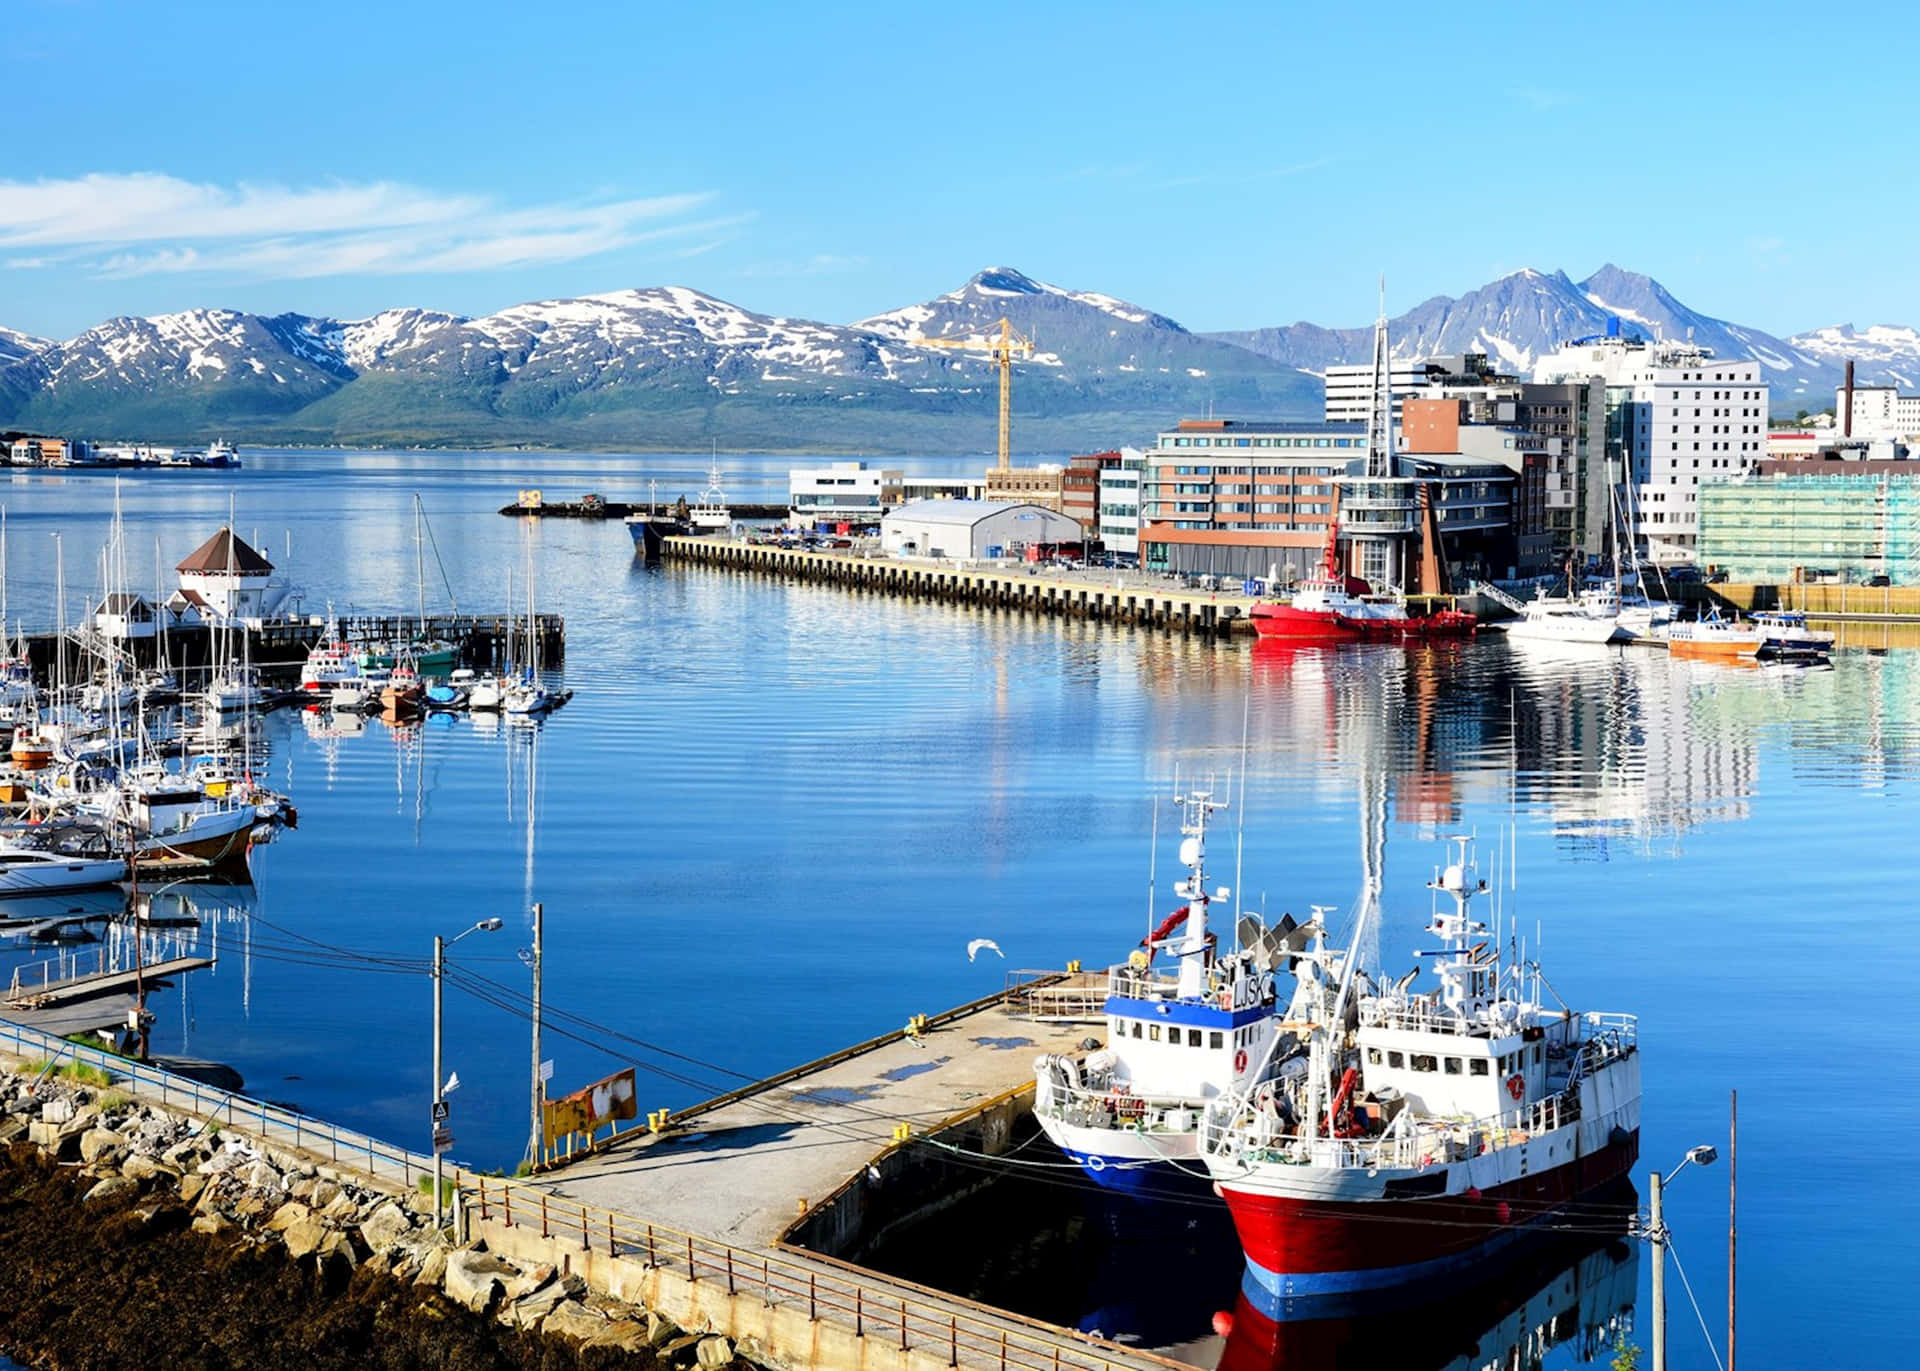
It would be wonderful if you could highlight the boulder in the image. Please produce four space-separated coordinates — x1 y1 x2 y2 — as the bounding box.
503 1278 569 1329
647 1313 685 1349
358 1201 414 1253
501 1262 555 1301
265 1201 313 1234
176 1173 210 1206
443 1249 514 1314
29 1122 79 1160
538 1301 607 1344
658 1332 704 1361
163 1138 206 1169
122 1155 179 1184
0 1116 26 1145
39 1097 75 1125
307 1179 342 1210
696 1335 736 1369
413 1245 448 1289
595 1321 655 1355
78 1128 126 1165
84 1176 138 1206
319 1192 360 1223
192 1212 236 1238
281 1216 332 1261
243 1160 283 1192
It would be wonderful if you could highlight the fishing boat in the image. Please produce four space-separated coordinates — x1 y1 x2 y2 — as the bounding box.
689 454 733 533
300 613 362 692
1751 610 1835 661
1250 524 1475 642
380 658 425 716
466 675 504 711
195 439 242 469
1200 837 1641 1300
10 726 53 771
83 766 258 869
329 682 373 713
1032 789 1289 1194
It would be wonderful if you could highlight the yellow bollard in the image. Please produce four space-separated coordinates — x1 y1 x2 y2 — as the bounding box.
1066 959 1082 973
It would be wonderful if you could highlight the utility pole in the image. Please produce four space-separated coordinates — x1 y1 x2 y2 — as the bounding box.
1729 1089 1738 1371
529 902 544 1170
432 933 445 1231
1650 1168 1667 1371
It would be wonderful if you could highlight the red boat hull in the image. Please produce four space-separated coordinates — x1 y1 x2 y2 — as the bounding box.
1222 1130 1638 1299
1250 604 1477 642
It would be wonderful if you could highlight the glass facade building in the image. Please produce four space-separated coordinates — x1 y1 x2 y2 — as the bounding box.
1696 472 1920 583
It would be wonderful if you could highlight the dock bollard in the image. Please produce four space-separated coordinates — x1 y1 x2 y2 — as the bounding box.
1066 960 1081 973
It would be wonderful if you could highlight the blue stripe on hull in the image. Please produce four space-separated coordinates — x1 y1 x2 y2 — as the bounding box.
1063 1150 1215 1199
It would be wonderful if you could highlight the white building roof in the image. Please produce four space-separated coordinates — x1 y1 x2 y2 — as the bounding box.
883 500 1066 528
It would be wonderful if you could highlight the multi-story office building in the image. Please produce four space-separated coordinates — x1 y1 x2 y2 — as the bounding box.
983 464 1066 512
1323 353 1502 423
1140 418 1511 582
1060 450 1126 534
1534 339 1767 565
1835 384 1920 440
789 461 902 528
1097 451 1147 557
1400 378 1608 574
1697 471 1920 583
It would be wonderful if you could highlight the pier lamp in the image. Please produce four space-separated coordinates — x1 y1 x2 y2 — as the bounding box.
1649 1143 1720 1371
432 918 504 1231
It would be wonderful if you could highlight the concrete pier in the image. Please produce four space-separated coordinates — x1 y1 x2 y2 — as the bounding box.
660 538 1258 639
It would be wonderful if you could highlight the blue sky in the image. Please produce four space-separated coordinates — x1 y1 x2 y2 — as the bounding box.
4 0 1909 341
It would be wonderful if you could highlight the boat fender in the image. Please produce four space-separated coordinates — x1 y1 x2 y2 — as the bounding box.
1506 1074 1525 1102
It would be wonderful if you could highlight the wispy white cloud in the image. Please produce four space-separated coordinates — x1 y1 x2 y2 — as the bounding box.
736 253 869 279
0 173 724 279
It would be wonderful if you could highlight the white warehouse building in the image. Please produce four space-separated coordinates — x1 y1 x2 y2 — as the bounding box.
880 501 1081 561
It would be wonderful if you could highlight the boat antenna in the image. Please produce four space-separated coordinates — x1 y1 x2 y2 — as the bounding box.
1145 794 1158 942
1233 685 1251 944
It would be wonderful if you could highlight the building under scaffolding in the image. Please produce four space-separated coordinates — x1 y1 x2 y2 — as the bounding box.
1696 471 1920 583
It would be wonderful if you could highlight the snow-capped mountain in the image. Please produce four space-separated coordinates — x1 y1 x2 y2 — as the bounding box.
1787 323 1920 390
0 264 1907 449
0 270 1317 451
1213 265 1857 407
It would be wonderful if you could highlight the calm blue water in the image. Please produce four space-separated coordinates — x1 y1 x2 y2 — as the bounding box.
3 450 1917 1370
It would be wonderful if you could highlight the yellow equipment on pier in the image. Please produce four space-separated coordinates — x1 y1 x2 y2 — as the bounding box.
912 316 1034 470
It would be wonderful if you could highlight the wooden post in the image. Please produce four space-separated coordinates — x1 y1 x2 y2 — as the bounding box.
688 1233 695 1281
950 1315 958 1367
726 1247 735 1295
808 1272 817 1322
900 1299 909 1352
855 1288 863 1338
541 1192 549 1238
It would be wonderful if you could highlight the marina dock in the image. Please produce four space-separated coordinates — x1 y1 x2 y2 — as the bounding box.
19 612 565 682
660 538 1258 638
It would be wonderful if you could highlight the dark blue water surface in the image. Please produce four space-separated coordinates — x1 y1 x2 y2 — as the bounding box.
3 450 1917 1371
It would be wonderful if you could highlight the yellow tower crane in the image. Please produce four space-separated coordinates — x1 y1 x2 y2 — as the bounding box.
913 316 1034 470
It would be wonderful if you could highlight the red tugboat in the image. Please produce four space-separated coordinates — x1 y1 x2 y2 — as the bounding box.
1249 522 1475 642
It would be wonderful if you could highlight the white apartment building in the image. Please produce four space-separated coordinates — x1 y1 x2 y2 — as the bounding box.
789 461 902 527
1096 451 1147 556
1534 339 1767 564
1323 354 1499 423
1835 385 1920 440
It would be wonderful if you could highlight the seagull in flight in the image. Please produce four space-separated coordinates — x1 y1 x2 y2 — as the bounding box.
967 939 1004 963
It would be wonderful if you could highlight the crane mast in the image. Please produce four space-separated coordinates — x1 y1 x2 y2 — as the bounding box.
913 316 1034 470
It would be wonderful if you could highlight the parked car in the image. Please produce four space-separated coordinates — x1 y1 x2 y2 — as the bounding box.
1661 565 1704 584
1867 573 1892 587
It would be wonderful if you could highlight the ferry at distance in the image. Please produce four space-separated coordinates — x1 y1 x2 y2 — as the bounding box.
1199 837 1641 1306
1032 789 1309 1196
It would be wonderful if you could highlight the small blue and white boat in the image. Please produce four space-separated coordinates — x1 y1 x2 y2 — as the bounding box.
1033 788 1297 1197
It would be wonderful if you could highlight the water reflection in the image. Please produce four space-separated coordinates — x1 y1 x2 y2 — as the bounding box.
1217 1228 1639 1371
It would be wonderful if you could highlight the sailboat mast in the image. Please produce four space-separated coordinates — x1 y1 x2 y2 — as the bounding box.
415 495 426 639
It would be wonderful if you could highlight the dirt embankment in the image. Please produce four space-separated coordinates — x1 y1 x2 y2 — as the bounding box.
0 1143 649 1371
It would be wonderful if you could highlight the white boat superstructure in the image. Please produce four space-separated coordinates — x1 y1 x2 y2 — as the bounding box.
0 843 127 895
689 456 732 532
1198 838 1641 1299
1032 790 1290 1193
1502 582 1627 644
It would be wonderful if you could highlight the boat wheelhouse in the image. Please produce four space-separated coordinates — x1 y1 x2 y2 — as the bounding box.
1033 790 1289 1194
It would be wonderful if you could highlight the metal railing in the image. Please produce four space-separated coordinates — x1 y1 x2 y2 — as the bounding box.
0 1016 436 1193
469 1174 1178 1371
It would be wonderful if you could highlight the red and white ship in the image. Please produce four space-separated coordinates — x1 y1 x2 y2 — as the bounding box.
1199 838 1640 1303
1249 524 1476 642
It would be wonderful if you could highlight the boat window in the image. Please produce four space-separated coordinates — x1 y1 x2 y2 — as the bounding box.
1533 1045 1543 1065
1188 1029 1203 1047
1131 1022 1142 1039
1387 1051 1404 1069
1209 1031 1224 1049
1410 1054 1438 1073
1444 1058 1463 1075
1149 1025 1162 1043
1470 1059 1489 1076
1366 1048 1383 1065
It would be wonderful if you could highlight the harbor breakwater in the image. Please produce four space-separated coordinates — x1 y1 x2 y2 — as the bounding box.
0 1057 757 1371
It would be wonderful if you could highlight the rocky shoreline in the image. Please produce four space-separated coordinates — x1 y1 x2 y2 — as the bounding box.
0 1061 751 1371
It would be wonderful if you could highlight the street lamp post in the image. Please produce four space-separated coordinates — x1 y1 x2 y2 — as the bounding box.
432 917 503 1231
1650 1143 1719 1371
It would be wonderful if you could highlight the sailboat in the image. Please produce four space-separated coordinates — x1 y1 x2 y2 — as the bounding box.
359 495 457 675
467 565 512 712
503 529 552 716
203 508 269 712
